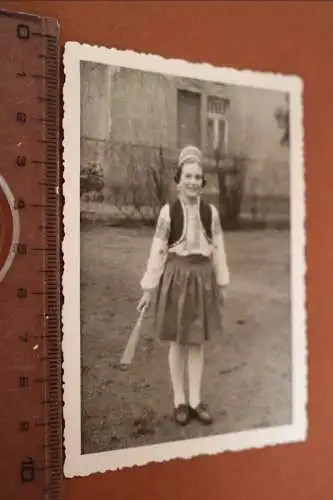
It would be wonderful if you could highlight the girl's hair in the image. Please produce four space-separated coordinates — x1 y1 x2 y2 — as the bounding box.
174 161 207 187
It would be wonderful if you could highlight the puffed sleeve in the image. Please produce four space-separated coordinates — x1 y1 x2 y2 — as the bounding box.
140 204 170 291
211 204 230 287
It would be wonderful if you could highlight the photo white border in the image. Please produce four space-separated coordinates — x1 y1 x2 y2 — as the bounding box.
62 42 307 478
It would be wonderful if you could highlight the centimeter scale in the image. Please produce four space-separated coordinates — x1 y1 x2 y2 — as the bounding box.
0 9 62 500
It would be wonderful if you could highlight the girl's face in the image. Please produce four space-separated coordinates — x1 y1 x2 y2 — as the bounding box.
178 162 204 200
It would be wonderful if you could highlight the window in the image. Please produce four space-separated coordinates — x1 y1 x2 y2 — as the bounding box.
206 96 229 158
207 96 229 116
207 117 228 158
177 89 201 148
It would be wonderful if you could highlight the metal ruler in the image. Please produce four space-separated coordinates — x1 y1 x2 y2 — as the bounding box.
0 9 62 500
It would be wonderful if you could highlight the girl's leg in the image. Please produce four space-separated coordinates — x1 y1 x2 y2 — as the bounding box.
168 342 186 407
188 344 213 424
168 342 190 425
187 344 204 409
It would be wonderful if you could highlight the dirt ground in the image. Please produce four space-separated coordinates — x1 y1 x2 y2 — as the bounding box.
80 224 292 455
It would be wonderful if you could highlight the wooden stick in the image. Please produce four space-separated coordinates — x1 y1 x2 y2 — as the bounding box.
120 306 147 365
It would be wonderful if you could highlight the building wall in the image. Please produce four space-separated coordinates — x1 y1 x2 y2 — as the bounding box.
225 85 289 201
102 67 177 187
109 67 176 148
80 62 290 217
80 61 112 175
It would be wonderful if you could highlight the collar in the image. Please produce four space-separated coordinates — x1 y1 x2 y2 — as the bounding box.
178 194 200 209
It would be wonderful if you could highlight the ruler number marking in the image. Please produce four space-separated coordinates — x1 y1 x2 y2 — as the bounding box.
16 155 27 167
14 199 26 210
16 24 30 40
19 421 30 433
19 376 29 388
20 457 35 483
16 112 27 123
19 332 28 343
17 287 28 299
14 243 28 256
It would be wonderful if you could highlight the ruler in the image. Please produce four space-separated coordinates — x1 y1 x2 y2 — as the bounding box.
0 9 62 500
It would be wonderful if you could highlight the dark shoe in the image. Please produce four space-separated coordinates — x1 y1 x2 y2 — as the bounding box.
174 404 190 426
189 403 213 425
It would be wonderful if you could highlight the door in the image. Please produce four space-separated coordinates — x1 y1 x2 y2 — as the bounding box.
177 89 201 149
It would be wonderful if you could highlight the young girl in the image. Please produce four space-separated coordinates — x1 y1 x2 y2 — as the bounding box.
137 145 230 426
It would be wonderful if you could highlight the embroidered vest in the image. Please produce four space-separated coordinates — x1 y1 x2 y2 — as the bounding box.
168 198 213 247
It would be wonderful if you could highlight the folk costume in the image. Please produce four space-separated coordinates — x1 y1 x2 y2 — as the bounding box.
140 145 230 425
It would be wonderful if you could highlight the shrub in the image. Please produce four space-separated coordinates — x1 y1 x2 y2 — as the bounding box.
80 163 104 197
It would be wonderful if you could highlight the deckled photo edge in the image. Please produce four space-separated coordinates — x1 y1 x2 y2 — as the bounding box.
64 41 303 91
62 41 82 476
62 42 307 478
288 81 307 437
64 424 304 478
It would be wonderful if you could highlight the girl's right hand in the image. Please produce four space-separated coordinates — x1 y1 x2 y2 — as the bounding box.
218 286 227 304
137 291 152 312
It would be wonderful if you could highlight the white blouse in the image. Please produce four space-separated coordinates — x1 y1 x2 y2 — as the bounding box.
140 197 230 290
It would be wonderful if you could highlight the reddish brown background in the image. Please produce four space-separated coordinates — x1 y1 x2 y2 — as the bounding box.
0 0 331 498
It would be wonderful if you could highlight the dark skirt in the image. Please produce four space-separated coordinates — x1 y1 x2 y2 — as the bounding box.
154 253 224 346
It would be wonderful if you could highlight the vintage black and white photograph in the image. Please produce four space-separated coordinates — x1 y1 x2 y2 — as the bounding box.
62 43 306 477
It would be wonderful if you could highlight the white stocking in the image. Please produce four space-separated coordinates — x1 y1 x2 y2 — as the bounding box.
188 344 204 409
168 342 186 407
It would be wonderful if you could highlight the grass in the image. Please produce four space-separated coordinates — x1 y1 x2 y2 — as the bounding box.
80 225 292 454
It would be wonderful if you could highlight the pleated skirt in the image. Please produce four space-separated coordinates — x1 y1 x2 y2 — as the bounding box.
154 253 224 346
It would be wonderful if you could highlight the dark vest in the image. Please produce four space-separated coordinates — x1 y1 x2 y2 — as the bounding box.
168 198 213 247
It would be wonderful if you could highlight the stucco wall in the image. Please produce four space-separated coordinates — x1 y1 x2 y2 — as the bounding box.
80 62 290 217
